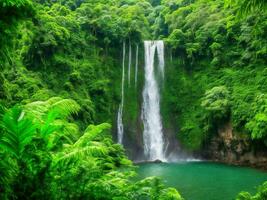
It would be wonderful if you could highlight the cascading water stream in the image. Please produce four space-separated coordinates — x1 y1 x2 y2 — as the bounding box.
156 41 165 79
117 41 126 144
142 40 165 161
128 42 132 86
135 44 139 87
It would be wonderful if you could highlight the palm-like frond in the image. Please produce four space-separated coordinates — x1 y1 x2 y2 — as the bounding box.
61 122 80 142
24 97 80 121
53 145 108 167
52 123 111 168
40 109 61 138
0 106 36 158
49 98 80 118
23 97 81 148
23 101 48 121
74 123 111 147
0 104 6 118
46 120 80 150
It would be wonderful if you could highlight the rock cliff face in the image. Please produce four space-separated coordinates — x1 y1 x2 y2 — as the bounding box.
202 122 267 169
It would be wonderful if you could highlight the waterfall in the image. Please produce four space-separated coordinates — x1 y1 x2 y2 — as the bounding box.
135 44 139 87
128 42 132 86
117 41 126 144
141 40 165 161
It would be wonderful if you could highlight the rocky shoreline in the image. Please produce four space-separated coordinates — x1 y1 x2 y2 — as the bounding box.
201 122 267 170
134 122 267 170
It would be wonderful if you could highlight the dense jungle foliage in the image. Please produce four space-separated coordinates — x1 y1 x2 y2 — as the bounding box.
0 98 182 199
0 0 183 199
0 0 267 199
162 0 267 150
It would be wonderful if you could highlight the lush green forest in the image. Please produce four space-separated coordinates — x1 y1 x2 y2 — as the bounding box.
162 0 267 151
0 0 267 199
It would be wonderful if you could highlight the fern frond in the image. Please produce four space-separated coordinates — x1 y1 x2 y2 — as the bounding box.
61 122 80 142
23 101 49 121
44 119 80 150
46 97 65 105
52 124 111 168
0 154 18 195
0 104 6 119
74 123 111 147
0 106 36 158
23 97 81 147
50 98 80 118
53 145 107 167
24 97 80 121
39 109 61 137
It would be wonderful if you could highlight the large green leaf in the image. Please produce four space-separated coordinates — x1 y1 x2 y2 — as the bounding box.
0 106 36 158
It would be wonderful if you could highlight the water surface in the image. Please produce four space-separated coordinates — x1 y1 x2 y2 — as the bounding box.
136 162 267 200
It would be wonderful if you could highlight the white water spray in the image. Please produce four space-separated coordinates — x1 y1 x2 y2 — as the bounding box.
135 44 139 87
142 40 165 161
117 41 126 144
